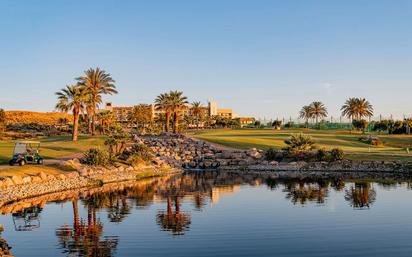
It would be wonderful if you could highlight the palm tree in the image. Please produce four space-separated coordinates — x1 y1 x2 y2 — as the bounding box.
77 68 117 135
299 105 313 128
97 110 115 135
155 93 172 132
168 91 188 133
310 101 328 126
341 97 373 121
55 85 86 141
190 101 204 128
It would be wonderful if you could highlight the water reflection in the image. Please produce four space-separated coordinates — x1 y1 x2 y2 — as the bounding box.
1 172 412 256
345 182 376 209
12 206 42 231
56 199 119 257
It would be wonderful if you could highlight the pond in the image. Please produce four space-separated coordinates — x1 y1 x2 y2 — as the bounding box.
1 172 412 257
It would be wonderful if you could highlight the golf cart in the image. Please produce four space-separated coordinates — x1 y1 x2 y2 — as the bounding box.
9 141 44 166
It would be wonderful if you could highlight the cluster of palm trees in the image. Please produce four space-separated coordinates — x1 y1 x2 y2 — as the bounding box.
55 68 117 141
154 91 189 133
299 101 328 127
299 98 373 128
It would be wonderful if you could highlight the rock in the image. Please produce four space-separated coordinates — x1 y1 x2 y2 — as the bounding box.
11 176 23 185
269 161 279 166
58 174 66 180
31 176 42 183
22 176 32 184
118 166 125 172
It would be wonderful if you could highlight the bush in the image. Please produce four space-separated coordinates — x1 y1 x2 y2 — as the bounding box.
265 148 285 161
82 148 111 166
316 148 328 161
284 121 294 128
125 143 154 165
284 133 316 154
359 135 384 147
330 148 344 161
272 120 282 129
352 119 368 132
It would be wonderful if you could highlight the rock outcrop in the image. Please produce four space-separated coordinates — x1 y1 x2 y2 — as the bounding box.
141 134 412 173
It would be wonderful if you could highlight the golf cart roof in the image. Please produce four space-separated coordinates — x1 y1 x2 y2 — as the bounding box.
15 141 41 144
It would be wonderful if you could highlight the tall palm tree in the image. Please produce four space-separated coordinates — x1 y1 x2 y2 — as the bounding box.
310 101 328 126
77 68 117 135
299 105 313 128
190 101 204 128
155 93 172 132
168 91 188 133
355 98 373 120
55 85 86 141
341 97 373 121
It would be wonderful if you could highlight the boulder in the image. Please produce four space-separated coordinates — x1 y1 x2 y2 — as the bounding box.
22 176 32 184
11 176 23 185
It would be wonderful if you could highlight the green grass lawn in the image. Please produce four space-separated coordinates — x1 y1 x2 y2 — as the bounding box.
0 135 106 165
192 129 412 160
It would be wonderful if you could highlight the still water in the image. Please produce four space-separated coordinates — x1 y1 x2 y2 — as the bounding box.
1 172 412 257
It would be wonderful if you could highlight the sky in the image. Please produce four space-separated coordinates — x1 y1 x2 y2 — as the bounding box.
0 0 411 120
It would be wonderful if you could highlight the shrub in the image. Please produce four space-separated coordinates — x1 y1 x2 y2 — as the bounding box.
284 133 316 154
352 119 368 132
82 148 111 166
316 148 328 161
359 135 384 147
265 148 285 161
272 120 282 130
284 121 294 128
104 127 130 157
126 143 154 165
330 148 344 161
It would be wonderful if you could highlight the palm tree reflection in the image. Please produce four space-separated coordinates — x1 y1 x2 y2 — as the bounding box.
283 180 329 205
156 195 191 235
345 182 376 209
55 199 118 257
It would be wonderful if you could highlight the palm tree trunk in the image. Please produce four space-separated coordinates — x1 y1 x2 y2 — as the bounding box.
165 111 171 132
72 200 79 232
91 107 96 136
173 112 179 133
72 108 80 141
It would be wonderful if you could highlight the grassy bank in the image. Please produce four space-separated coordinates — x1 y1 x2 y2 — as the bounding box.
192 129 412 161
0 135 106 165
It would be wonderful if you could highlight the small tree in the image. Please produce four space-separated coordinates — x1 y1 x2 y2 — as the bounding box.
352 119 368 132
104 126 130 158
0 109 6 133
272 120 282 130
128 104 153 134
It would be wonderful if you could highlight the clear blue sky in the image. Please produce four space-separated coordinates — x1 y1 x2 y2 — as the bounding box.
1 0 411 120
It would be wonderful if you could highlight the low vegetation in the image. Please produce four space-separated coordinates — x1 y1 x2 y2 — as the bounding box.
193 129 412 160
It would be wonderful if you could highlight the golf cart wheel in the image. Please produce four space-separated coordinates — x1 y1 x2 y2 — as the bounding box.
19 160 25 166
37 159 44 165
9 160 14 166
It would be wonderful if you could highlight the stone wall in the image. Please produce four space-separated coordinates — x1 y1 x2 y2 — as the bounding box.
142 134 412 173
0 160 179 208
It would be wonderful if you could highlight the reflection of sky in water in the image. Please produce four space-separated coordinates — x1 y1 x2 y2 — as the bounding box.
1 179 412 257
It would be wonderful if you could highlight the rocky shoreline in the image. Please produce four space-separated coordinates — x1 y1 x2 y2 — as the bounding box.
142 134 412 173
0 162 180 209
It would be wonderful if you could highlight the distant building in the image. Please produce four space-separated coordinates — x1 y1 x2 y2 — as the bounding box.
234 117 256 127
102 100 252 126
